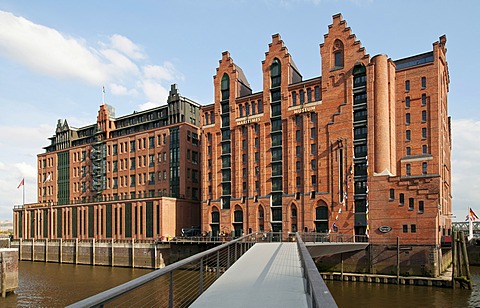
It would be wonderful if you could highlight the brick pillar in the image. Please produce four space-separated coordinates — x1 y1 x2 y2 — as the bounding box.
372 54 391 174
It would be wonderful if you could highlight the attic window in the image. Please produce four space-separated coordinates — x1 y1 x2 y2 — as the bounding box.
332 39 344 69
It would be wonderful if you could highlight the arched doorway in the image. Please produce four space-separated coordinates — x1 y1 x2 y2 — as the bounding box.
233 205 243 238
210 207 220 239
314 205 329 233
258 205 265 232
291 203 298 232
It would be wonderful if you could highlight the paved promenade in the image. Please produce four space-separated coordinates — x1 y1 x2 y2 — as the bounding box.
191 242 308 308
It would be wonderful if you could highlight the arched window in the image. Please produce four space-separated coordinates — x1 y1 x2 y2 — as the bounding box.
315 206 329 233
211 207 220 223
258 206 265 232
332 39 344 68
221 74 230 101
271 58 281 88
234 206 243 223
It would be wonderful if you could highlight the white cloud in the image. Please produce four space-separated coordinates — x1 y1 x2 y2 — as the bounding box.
140 80 169 105
0 10 184 109
110 34 146 60
0 11 107 85
110 83 138 96
451 118 480 219
143 62 184 81
100 48 140 76
139 101 160 111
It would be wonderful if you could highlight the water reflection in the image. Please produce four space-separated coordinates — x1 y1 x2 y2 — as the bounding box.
326 267 479 308
1 261 151 307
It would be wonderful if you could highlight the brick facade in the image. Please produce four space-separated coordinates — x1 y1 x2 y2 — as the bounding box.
13 85 201 240
200 14 451 252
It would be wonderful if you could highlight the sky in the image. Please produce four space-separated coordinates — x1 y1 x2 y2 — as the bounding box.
0 0 479 221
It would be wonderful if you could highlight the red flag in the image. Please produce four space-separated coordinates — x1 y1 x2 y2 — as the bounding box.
469 208 479 221
17 178 24 189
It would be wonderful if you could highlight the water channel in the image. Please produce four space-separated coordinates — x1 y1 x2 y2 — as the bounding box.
1 261 479 307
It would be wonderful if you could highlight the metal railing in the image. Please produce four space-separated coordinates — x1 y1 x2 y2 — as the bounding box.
299 232 368 243
296 233 338 308
67 233 262 308
68 232 339 307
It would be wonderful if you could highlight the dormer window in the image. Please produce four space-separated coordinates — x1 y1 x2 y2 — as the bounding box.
332 39 344 69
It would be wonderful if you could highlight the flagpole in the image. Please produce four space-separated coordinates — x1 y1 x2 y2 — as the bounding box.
23 179 25 206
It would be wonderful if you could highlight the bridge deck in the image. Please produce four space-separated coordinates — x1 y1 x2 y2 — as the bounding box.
191 242 308 308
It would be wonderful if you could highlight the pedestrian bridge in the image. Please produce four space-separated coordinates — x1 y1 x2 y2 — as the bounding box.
69 233 367 308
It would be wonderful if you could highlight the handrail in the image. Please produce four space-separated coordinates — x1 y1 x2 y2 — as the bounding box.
67 233 259 308
296 232 337 308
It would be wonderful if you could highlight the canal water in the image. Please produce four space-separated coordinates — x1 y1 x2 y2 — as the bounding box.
1 261 152 307
0 261 478 307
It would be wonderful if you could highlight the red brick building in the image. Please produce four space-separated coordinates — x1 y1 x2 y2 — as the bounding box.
13 85 201 240
200 14 451 259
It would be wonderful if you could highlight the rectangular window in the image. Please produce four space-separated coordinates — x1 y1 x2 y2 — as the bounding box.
422 94 426 106
149 154 155 166
421 76 426 88
311 127 316 139
296 176 301 187
314 86 320 101
406 96 410 108
422 128 427 139
406 113 410 125
255 152 259 162
399 193 404 205
307 88 312 103
409 198 414 210
296 130 301 141
113 144 118 155
311 159 316 170
299 90 305 104
406 147 411 156
422 145 427 154
406 130 411 141
292 92 297 106
311 143 316 155
192 151 198 164
403 225 408 233
422 162 427 175
149 136 155 148
311 175 317 186
419 201 424 213
411 224 417 233
422 110 427 122
130 141 135 152
389 189 395 201
406 164 411 176
296 146 301 157
405 80 410 91
255 137 259 148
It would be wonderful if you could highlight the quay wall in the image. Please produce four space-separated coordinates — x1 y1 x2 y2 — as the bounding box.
316 244 452 277
8 239 216 269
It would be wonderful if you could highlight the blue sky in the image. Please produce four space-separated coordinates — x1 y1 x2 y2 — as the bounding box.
0 0 479 221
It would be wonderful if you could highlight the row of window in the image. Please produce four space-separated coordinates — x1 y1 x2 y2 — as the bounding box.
403 224 417 233
405 128 428 141
405 76 427 92
40 157 55 169
238 100 264 117
405 94 428 108
291 86 321 105
389 190 425 213
406 145 428 156
405 111 427 124
405 162 428 176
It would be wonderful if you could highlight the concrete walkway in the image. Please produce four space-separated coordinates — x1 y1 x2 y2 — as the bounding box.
190 243 308 308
